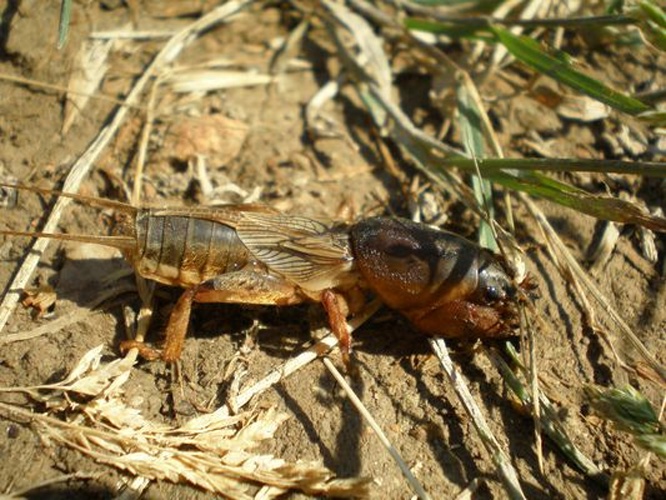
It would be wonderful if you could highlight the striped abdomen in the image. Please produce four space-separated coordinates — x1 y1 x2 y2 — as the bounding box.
128 211 252 287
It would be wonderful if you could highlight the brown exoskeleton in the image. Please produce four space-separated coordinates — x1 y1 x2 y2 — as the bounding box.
1 184 526 362
350 217 522 339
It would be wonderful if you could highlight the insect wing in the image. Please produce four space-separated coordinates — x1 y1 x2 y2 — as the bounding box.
147 203 279 228
235 212 354 291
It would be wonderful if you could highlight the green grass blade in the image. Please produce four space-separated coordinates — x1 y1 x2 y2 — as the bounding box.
361 85 666 232
441 157 666 178
456 79 497 250
471 168 666 231
637 0 666 29
635 0 666 50
635 434 666 457
586 385 661 435
492 347 609 483
405 18 491 40
426 157 666 231
491 26 651 116
406 15 637 32
57 0 72 50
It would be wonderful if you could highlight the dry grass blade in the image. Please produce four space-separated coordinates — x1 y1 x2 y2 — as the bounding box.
231 300 381 413
0 72 135 108
32 413 370 499
62 37 114 134
1 471 101 499
0 344 138 402
3 1 662 498
521 195 666 385
487 0 552 69
322 357 431 500
429 338 526 500
587 222 621 275
0 297 381 497
269 18 310 77
323 0 391 96
0 345 370 498
90 30 178 40
306 79 344 139
321 3 531 496
114 476 151 499
490 345 608 483
164 69 273 93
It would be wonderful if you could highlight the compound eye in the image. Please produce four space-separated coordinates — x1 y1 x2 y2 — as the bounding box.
487 282 519 303
475 256 518 304
485 285 502 302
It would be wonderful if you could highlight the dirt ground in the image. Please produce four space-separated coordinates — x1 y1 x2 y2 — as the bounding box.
0 1 665 499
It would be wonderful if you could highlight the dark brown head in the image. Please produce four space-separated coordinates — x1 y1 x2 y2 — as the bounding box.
350 217 521 339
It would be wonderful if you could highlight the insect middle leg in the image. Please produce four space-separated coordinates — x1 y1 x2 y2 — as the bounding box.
321 290 353 365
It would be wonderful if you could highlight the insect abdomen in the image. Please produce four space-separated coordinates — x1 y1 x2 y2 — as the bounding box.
132 212 251 287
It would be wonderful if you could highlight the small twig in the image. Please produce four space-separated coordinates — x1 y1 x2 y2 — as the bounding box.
234 333 339 411
322 356 431 500
131 76 158 206
129 71 160 344
90 30 178 40
525 310 544 475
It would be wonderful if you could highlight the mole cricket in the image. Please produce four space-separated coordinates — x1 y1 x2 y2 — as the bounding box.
1 183 528 362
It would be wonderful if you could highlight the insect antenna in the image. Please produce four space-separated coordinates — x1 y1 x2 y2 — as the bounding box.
0 183 137 251
0 229 136 251
0 182 137 214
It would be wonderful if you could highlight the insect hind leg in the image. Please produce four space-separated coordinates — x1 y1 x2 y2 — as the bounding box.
125 269 307 363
